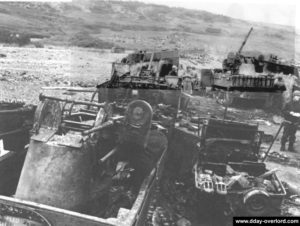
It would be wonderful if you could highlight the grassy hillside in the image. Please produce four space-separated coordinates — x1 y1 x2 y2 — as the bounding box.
0 0 298 60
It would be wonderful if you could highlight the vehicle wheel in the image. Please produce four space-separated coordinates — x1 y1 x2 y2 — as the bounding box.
244 192 270 216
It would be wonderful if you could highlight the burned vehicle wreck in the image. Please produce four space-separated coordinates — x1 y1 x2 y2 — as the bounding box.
97 49 182 107
0 88 179 226
194 119 286 217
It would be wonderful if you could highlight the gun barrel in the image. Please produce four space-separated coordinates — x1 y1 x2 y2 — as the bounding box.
237 27 253 54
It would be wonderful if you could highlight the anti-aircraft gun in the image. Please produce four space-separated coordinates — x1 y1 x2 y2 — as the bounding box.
222 27 253 73
213 27 299 109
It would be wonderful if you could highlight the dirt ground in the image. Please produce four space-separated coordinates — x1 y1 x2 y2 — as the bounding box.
0 46 128 104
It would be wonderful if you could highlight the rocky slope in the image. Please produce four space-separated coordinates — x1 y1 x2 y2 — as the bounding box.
0 0 298 59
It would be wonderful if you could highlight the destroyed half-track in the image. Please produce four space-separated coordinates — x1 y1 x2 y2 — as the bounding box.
213 27 298 109
0 85 180 226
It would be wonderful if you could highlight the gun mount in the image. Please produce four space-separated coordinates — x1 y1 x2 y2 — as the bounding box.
221 27 298 78
222 27 253 73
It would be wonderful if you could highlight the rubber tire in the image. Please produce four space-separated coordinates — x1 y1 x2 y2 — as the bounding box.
244 193 270 216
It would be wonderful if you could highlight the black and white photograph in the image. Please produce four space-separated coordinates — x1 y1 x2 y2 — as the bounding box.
0 0 300 225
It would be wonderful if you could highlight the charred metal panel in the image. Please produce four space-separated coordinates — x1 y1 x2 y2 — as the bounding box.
15 138 92 211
